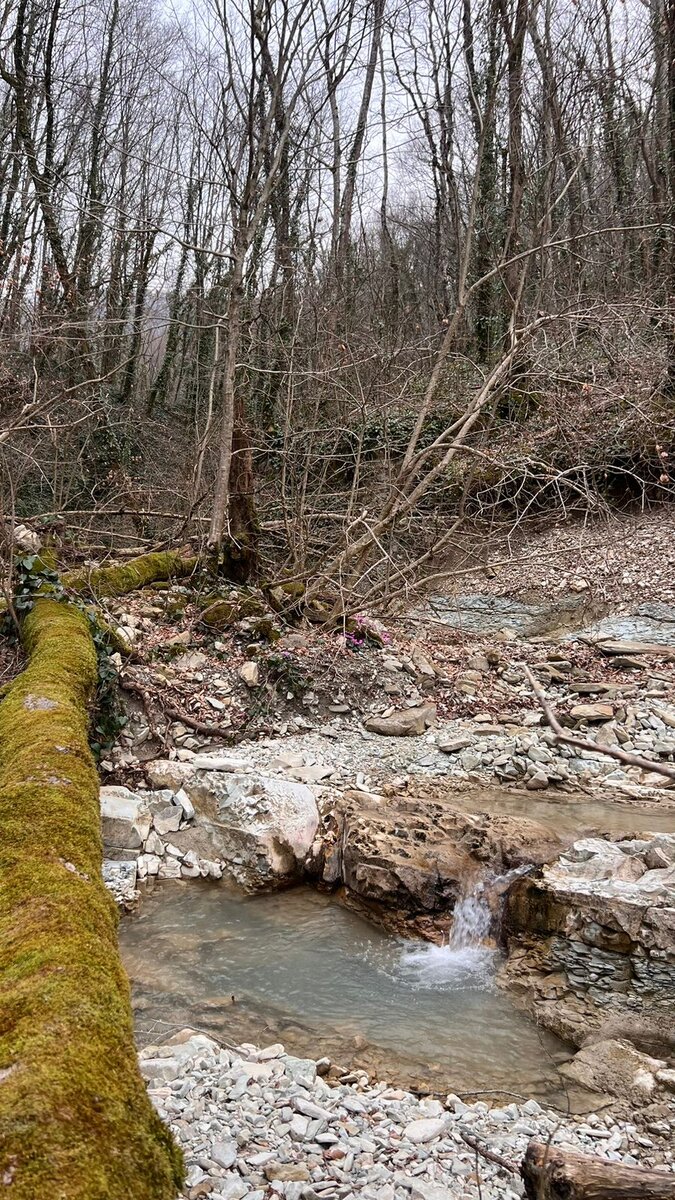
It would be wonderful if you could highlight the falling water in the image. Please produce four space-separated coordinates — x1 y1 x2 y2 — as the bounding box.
397 865 531 989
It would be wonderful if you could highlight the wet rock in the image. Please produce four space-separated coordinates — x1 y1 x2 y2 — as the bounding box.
364 704 436 737
502 833 675 1056
318 789 560 936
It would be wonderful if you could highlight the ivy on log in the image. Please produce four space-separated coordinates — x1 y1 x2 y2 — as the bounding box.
0 598 183 1198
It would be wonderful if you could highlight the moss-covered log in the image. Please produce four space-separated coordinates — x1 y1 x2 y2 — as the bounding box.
0 598 183 1199
62 549 200 599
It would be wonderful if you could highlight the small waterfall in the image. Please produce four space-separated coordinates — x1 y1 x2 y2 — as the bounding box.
397 865 531 990
448 883 492 950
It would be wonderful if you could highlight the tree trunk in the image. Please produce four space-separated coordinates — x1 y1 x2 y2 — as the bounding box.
522 1141 675 1200
666 0 675 393
0 598 183 1199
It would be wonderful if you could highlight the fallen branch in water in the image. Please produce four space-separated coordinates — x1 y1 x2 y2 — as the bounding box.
521 664 675 782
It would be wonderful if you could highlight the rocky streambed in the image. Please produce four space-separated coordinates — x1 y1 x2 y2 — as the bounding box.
139 1030 674 1200
104 749 675 1117
96 584 675 1197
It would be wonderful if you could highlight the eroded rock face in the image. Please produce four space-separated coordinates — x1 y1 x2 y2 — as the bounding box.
310 789 561 938
501 834 675 1060
146 759 319 886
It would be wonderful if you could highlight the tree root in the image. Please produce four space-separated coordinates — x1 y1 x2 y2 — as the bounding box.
0 598 183 1198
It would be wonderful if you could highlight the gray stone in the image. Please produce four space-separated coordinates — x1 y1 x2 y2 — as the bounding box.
211 1140 238 1169
152 805 183 835
100 785 151 849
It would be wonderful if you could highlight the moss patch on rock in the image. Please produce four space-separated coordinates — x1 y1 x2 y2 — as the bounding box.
0 598 183 1199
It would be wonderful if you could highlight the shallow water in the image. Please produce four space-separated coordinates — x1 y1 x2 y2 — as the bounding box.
451 788 675 837
120 884 569 1099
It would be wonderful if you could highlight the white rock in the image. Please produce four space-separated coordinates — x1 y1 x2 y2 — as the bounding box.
211 1140 238 1169
239 661 261 687
100 785 151 849
13 523 41 553
173 787 195 820
403 1118 447 1144
147 760 320 881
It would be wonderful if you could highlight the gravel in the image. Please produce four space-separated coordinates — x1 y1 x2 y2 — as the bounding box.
140 1034 675 1200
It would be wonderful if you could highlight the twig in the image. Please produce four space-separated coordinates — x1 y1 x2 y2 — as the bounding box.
120 677 163 744
459 1131 518 1174
164 705 235 741
521 664 675 781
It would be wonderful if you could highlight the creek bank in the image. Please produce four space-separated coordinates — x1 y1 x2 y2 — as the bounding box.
501 833 675 1064
139 1030 675 1200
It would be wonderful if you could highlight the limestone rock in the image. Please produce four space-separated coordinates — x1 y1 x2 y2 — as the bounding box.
102 859 137 903
364 703 436 737
403 1118 447 1144
316 789 560 936
146 760 319 885
570 702 615 722
13 523 41 553
437 735 475 755
559 1038 665 1100
239 661 261 687
100 785 151 850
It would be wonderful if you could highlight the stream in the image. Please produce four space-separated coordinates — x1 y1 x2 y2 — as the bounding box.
120 882 570 1102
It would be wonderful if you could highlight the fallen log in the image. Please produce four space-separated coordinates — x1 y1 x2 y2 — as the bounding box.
522 1140 675 1200
0 598 183 1198
63 548 200 598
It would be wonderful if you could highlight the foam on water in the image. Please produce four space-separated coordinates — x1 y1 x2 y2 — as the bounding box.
397 868 528 991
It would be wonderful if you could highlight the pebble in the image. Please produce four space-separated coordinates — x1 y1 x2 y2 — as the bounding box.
139 1034 669 1200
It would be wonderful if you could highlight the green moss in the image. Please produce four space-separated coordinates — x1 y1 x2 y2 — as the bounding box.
264 580 305 615
63 551 200 600
0 598 183 1199
200 591 266 630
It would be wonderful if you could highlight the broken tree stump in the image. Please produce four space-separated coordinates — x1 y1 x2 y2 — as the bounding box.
522 1140 675 1200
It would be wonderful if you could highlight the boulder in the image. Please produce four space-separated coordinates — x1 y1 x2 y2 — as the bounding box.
100 785 151 850
312 788 560 938
559 1038 665 1100
146 760 319 885
364 703 436 737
